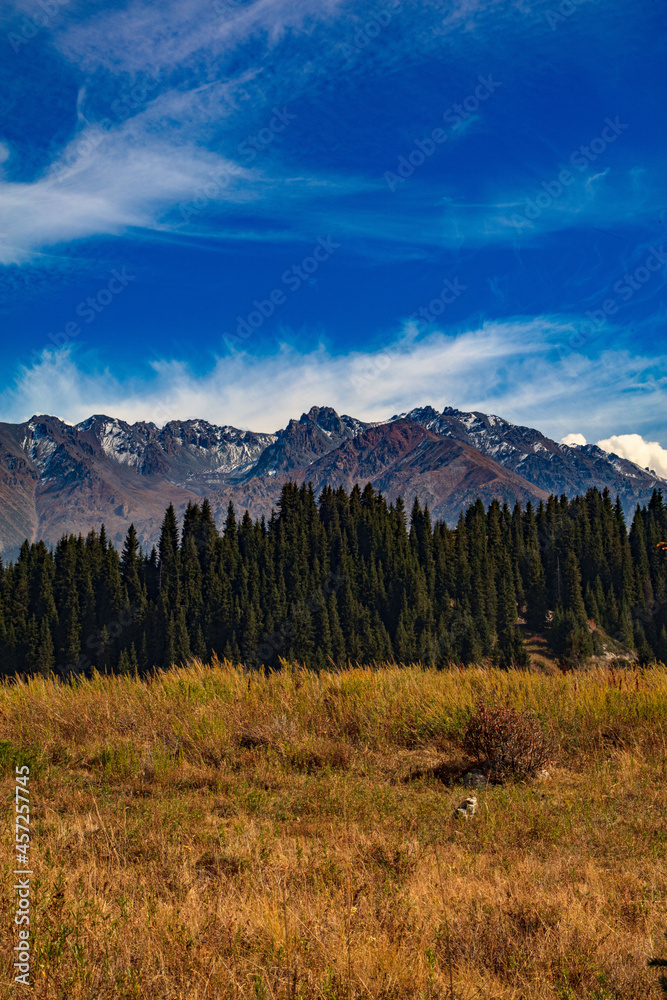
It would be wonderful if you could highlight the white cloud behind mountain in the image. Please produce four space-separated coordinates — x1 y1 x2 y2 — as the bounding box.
596 433 667 480
562 431 667 480
1 317 665 459
561 433 587 447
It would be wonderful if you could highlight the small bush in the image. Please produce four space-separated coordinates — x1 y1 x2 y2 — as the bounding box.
462 700 555 780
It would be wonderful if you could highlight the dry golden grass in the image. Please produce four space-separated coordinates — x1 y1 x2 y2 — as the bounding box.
1 659 667 999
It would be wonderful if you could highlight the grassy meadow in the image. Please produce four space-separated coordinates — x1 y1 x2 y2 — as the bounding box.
1 659 667 999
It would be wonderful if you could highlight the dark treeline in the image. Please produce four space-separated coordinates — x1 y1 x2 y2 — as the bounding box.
1 483 666 678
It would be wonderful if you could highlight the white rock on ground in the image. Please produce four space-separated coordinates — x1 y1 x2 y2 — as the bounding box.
453 795 477 819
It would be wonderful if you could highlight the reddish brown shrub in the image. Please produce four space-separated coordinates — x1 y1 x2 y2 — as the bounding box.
462 701 555 780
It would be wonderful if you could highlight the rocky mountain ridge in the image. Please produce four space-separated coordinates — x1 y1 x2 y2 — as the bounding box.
0 404 663 559
396 405 664 503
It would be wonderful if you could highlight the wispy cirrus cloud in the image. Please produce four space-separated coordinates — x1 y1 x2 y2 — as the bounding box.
1 0 662 268
0 0 354 262
1 0 664 446
1 317 665 449
0 139 256 265
53 0 345 76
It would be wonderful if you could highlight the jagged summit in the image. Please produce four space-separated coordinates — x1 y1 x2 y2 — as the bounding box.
0 404 664 559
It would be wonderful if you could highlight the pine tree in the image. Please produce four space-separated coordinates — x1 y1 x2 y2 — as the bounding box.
525 547 549 631
2 482 666 677
174 606 190 664
327 592 346 666
617 599 635 649
563 551 589 625
158 504 180 605
121 523 143 608
493 553 529 668
35 617 55 676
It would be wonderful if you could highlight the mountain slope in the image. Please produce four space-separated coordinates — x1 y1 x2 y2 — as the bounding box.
249 406 368 478
0 415 277 557
399 405 665 510
296 419 550 522
0 404 664 560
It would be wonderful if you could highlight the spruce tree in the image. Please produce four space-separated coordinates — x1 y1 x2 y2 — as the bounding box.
2 482 665 676
158 504 180 605
121 524 143 608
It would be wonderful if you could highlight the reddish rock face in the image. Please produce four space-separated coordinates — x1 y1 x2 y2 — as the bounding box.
0 404 663 560
291 419 550 524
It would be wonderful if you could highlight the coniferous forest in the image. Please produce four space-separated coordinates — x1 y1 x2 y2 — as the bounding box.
1 482 666 679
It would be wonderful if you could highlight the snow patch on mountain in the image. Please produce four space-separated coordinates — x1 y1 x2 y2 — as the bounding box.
23 422 59 474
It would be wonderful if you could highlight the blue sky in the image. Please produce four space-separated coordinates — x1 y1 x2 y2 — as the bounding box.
0 0 666 470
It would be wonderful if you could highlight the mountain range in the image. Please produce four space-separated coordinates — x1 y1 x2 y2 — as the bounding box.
0 404 664 560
